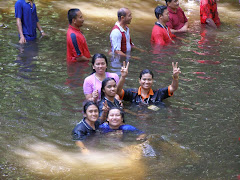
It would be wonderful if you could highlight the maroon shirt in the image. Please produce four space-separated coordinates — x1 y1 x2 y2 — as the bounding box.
166 7 188 30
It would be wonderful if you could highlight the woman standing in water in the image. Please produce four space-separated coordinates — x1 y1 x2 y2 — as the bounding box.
99 107 146 140
83 53 119 102
116 61 181 105
72 101 102 153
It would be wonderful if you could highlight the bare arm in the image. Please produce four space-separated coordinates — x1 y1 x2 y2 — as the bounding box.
37 22 47 36
75 141 89 154
169 62 181 94
115 50 140 60
116 61 129 97
170 22 189 33
76 56 91 62
16 18 26 44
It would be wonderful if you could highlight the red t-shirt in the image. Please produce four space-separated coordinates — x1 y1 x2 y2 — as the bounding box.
200 0 220 27
166 7 188 30
151 23 176 46
66 25 91 63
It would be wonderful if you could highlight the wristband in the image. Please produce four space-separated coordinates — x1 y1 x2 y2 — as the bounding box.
172 75 179 80
40 30 44 33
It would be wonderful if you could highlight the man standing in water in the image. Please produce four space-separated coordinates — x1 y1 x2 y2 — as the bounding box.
200 0 220 28
15 0 46 44
67 9 91 63
165 0 188 33
151 5 176 46
110 8 144 60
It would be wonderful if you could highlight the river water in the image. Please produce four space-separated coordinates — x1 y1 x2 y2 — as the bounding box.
0 0 239 179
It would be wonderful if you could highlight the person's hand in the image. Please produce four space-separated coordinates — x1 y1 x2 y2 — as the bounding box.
92 90 98 101
81 148 90 154
172 62 181 79
102 100 110 113
19 36 26 44
41 32 47 36
121 61 129 77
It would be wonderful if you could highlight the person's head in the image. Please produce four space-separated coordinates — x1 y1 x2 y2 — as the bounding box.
165 0 179 10
117 8 132 25
68 9 84 27
91 53 108 74
101 77 117 99
83 101 99 122
154 6 169 23
139 69 154 90
107 107 125 129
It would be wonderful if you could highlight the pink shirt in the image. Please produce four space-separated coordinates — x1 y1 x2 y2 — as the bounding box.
166 7 188 30
83 72 119 100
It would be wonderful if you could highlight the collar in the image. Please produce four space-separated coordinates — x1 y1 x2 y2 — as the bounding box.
155 22 168 29
167 7 178 14
69 24 81 32
81 118 93 130
138 86 154 99
115 21 128 33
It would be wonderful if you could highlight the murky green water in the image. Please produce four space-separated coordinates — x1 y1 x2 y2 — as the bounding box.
0 0 239 179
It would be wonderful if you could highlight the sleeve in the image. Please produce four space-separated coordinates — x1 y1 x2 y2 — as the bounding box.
182 10 188 23
83 76 94 95
34 6 39 22
121 125 144 135
153 30 167 46
110 29 122 51
15 1 22 19
157 86 173 101
72 124 87 141
70 33 82 57
121 88 136 102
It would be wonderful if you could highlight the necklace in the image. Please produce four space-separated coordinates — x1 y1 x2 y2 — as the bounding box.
156 22 173 41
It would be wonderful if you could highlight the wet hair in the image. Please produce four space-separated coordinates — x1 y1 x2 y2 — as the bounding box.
165 0 173 4
91 53 108 74
107 107 125 123
68 9 80 24
101 77 116 99
83 101 99 114
154 5 167 19
139 69 154 79
117 8 128 21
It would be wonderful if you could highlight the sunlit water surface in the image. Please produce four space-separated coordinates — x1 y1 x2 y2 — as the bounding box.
0 0 239 179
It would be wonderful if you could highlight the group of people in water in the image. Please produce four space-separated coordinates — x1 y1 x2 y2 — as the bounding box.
14 0 220 153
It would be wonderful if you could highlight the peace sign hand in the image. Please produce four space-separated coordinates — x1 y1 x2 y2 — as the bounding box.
172 62 181 79
102 100 110 113
121 61 130 78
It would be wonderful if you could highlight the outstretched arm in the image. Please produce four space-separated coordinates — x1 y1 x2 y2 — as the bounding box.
37 22 47 36
169 62 181 94
116 61 130 98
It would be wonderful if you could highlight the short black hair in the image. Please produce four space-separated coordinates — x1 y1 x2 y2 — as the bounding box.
117 8 127 21
68 9 80 24
139 69 154 79
154 5 167 19
165 0 173 4
83 101 99 114
107 107 125 123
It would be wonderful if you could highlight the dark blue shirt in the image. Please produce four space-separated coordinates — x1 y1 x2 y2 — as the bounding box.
15 0 39 41
99 123 144 135
72 118 101 141
98 97 122 119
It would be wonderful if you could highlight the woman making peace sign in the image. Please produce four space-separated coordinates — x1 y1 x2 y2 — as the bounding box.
116 61 181 105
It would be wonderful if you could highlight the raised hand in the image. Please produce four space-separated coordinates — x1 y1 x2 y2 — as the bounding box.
121 61 130 77
92 90 98 101
102 100 110 113
172 62 181 79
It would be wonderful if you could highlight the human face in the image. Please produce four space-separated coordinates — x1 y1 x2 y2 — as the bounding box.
103 80 117 98
161 9 169 23
93 58 107 75
167 0 179 10
107 109 123 129
139 73 153 90
73 11 84 28
85 105 99 122
123 9 132 25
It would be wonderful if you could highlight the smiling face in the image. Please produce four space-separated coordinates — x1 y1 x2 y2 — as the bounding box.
167 0 179 10
73 10 84 28
84 105 99 123
139 73 153 91
93 58 107 75
107 109 123 129
103 79 117 98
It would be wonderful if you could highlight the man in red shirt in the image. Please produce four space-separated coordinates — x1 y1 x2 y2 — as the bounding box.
66 9 91 63
151 5 176 46
200 0 220 28
165 0 188 33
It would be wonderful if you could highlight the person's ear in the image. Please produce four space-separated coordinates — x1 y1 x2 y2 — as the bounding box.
139 78 141 84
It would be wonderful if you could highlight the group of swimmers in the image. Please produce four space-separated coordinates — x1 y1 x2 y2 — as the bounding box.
14 0 220 153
